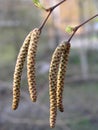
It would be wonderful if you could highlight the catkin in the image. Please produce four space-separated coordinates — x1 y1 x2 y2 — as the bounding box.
27 28 41 102
12 32 31 110
57 42 70 112
49 42 66 128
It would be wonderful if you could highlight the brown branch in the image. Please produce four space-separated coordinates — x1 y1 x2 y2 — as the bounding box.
67 14 98 43
39 0 67 31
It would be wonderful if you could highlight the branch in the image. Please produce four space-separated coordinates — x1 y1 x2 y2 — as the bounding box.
67 14 98 43
39 0 67 31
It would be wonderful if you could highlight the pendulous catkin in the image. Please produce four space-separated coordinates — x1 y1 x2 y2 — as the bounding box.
57 42 70 112
49 42 66 128
12 32 32 110
27 28 41 102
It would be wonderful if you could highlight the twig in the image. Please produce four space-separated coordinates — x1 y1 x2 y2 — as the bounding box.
39 0 67 31
67 14 98 43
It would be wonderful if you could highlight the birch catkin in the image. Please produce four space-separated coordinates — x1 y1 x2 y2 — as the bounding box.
49 42 66 128
12 32 31 110
27 28 40 102
57 42 70 112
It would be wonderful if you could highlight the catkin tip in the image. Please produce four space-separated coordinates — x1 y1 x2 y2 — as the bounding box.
12 105 17 110
30 96 37 102
59 108 64 112
50 123 55 128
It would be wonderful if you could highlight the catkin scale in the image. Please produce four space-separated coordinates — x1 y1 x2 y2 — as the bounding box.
27 28 40 102
12 32 31 110
49 42 66 128
57 43 70 112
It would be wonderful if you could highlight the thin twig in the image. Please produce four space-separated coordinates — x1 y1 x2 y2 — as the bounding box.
67 14 98 43
39 11 51 31
39 0 67 31
46 0 67 12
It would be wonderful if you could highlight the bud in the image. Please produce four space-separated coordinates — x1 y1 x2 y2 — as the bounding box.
66 26 74 34
32 0 45 10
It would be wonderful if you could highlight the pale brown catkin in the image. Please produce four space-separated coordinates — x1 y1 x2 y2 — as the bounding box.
57 42 70 112
49 42 66 128
27 28 41 102
12 32 32 110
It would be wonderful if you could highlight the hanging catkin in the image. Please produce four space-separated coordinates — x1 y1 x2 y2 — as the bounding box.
57 42 70 112
12 32 32 110
27 28 41 102
49 42 66 128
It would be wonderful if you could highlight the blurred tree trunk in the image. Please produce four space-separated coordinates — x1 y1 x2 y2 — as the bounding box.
48 0 61 49
78 0 89 79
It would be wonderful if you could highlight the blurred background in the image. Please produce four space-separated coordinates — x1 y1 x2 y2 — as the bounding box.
0 0 98 130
